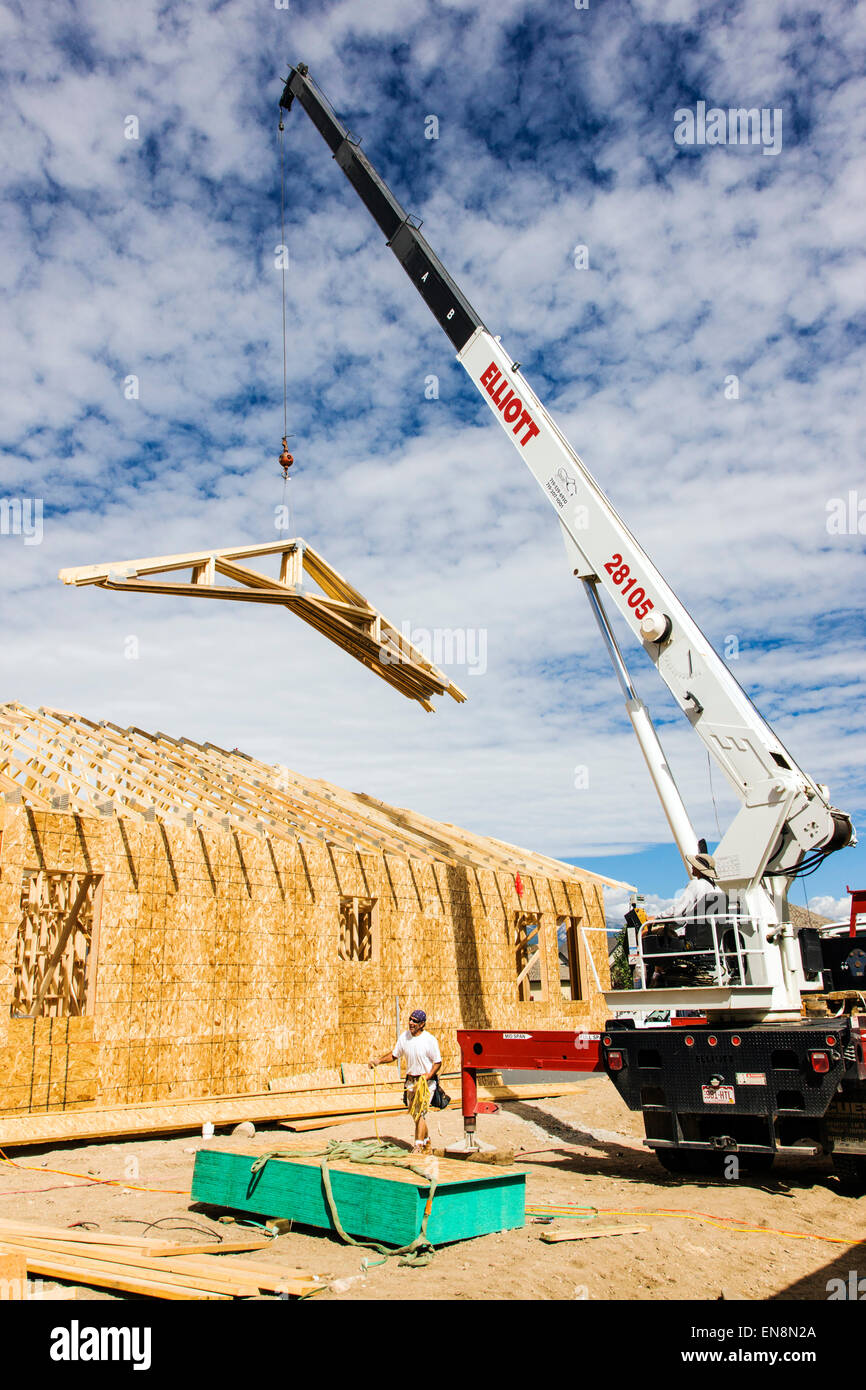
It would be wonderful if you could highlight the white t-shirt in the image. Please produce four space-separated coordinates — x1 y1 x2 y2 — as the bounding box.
393 1029 441 1087
670 878 713 919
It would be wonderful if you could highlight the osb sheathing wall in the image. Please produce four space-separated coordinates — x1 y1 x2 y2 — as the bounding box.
0 805 610 1116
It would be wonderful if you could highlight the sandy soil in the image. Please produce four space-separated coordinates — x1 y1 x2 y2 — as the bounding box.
1 1074 863 1302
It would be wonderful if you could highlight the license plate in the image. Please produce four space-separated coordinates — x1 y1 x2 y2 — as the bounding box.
702 1084 735 1104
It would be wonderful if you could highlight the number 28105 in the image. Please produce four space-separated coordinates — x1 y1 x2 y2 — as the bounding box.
603 554 654 620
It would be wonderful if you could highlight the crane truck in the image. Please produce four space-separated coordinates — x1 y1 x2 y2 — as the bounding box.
280 65 866 1184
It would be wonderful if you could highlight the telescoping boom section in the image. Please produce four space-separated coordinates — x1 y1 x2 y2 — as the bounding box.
280 65 854 1019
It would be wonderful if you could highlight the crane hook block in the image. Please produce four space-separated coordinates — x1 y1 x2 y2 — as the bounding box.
279 438 294 476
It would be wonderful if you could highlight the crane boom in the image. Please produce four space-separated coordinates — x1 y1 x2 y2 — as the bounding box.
280 65 854 1016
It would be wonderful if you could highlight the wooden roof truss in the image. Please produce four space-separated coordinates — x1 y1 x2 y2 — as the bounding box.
59 539 466 712
0 704 625 885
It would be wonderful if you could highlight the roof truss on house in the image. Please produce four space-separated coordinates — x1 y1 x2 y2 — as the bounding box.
0 703 628 887
58 539 466 712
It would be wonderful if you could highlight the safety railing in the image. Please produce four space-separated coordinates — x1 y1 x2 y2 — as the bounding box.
627 912 768 990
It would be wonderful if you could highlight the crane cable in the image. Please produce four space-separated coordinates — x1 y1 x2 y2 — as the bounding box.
277 110 294 537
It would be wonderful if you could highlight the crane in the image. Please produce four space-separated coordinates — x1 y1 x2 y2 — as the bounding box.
280 65 866 1180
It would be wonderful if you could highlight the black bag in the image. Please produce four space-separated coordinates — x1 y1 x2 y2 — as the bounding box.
430 1080 450 1110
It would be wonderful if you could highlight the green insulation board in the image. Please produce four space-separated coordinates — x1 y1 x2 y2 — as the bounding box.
191 1147 526 1247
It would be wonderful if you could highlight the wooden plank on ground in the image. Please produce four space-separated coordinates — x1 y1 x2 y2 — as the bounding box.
0 1227 320 1297
147 1237 275 1256
540 1224 649 1243
0 1078 586 1147
0 1242 253 1298
0 1247 231 1300
0 1233 315 1288
0 1092 322 1146
0 1219 154 1247
0 1228 271 1262
148 1254 318 1295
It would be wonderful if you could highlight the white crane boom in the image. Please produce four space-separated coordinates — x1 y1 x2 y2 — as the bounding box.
457 326 839 883
280 65 854 1017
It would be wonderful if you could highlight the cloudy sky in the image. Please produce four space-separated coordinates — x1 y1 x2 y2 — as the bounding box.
1 0 864 920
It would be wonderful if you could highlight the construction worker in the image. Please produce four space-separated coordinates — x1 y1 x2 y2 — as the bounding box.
369 1008 442 1153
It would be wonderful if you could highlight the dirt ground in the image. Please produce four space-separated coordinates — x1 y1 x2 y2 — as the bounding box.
2 1074 863 1302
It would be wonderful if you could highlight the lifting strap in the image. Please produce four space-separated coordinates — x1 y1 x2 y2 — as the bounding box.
249 1139 438 1266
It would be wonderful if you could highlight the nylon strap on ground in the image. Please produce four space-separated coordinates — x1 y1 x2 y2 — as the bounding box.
249 1140 438 1266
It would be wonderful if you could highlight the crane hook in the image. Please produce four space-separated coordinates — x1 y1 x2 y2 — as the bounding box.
279 436 294 477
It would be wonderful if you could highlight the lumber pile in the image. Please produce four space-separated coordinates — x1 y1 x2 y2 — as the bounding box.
0 1221 323 1300
0 1079 585 1147
0 1092 319 1147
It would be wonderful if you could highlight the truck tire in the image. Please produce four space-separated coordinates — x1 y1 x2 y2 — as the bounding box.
832 1153 866 1191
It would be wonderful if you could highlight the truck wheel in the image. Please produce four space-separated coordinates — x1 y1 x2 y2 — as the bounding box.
655 1149 724 1176
832 1154 866 1191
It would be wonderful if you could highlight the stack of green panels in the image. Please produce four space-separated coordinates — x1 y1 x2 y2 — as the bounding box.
191 1149 526 1247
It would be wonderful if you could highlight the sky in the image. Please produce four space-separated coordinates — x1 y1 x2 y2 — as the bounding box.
1 0 864 924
